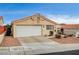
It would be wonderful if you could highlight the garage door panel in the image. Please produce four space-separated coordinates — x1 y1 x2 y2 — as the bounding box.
15 26 41 37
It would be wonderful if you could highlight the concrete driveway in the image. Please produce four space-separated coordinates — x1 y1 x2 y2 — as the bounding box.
16 36 61 54
17 36 59 45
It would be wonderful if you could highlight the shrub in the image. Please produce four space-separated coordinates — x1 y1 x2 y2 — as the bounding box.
55 34 61 38
68 34 73 37
61 34 67 38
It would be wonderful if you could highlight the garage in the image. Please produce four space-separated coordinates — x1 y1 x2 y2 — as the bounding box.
15 26 42 37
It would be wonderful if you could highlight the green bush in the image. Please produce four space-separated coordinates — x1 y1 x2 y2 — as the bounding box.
55 34 61 38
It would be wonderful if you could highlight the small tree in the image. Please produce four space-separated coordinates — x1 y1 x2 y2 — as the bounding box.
6 24 11 29
5 24 12 36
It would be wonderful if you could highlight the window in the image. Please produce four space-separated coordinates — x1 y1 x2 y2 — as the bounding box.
54 30 56 32
46 25 53 30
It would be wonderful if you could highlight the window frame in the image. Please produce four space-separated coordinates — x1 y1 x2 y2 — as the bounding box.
46 25 53 30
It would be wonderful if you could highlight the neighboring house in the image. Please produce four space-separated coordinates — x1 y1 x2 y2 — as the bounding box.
12 14 57 38
0 16 4 25
0 16 6 44
61 24 79 35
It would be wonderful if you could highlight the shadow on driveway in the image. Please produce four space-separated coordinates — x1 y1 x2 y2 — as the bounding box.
40 49 79 55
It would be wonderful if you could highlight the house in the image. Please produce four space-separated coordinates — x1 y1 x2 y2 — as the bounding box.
0 16 4 25
0 16 6 44
61 24 79 35
12 14 57 38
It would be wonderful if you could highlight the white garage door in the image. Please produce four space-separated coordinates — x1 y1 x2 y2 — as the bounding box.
15 26 41 37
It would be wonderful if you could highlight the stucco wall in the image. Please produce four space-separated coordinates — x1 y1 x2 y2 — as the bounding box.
63 28 79 35
0 32 5 44
42 25 54 36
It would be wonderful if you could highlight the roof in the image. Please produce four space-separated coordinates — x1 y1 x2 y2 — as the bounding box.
61 24 79 29
35 13 57 24
12 13 57 25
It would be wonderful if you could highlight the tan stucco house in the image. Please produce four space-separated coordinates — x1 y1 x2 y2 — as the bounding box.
12 14 57 38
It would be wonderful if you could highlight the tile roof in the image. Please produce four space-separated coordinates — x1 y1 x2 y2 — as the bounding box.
61 24 79 29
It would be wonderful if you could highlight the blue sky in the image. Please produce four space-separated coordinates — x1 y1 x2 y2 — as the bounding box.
1 3 79 24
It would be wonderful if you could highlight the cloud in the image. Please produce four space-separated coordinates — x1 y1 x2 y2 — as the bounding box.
0 10 30 14
0 10 41 15
46 14 79 24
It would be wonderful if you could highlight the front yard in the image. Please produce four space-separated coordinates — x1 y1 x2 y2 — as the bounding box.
0 36 21 47
50 37 79 44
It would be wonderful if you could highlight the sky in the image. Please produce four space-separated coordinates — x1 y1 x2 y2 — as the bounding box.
0 3 79 24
